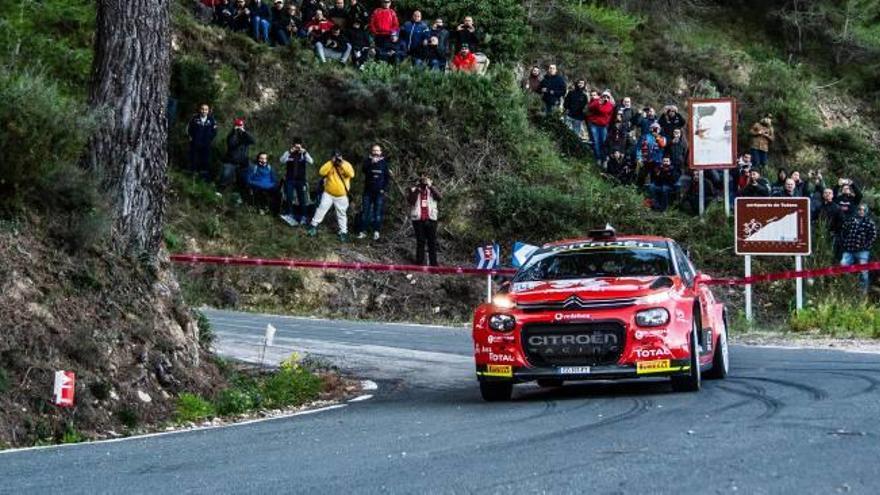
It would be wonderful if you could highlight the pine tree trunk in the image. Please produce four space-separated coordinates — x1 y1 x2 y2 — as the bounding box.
87 0 171 256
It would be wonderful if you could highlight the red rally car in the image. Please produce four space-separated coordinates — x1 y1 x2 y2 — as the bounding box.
472 229 730 401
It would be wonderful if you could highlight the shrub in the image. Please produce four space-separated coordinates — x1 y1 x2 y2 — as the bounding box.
117 408 139 429
214 387 256 416
170 56 220 122
175 393 216 423
261 367 321 410
61 423 85 444
193 309 215 351
789 297 880 338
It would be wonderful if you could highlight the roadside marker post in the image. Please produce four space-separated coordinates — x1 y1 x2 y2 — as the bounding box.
723 169 730 217
475 243 501 303
698 170 705 217
744 255 753 321
795 256 804 310
53 371 76 408
260 324 276 369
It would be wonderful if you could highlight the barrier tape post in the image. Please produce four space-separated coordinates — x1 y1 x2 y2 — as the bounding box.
744 255 753 321
698 170 705 217
795 256 804 311
486 274 492 303
722 170 730 217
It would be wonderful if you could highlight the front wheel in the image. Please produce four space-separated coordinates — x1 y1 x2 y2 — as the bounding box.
480 381 513 401
704 313 730 380
671 315 702 392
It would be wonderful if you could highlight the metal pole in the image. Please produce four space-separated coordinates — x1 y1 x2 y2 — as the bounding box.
259 339 267 369
723 169 730 217
745 255 753 321
698 170 705 217
486 274 492 303
795 255 803 311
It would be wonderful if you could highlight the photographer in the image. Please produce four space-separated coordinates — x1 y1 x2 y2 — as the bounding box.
356 144 390 240
813 187 843 260
307 151 355 242
279 138 314 225
453 16 484 52
740 169 771 197
749 115 774 169
220 118 255 188
834 178 863 217
408 174 442 266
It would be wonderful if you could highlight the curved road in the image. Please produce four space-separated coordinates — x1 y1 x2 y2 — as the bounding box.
2 308 880 494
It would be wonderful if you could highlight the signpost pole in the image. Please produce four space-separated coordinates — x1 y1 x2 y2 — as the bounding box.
745 255 753 321
795 255 804 311
486 274 492 303
698 170 705 217
723 169 730 217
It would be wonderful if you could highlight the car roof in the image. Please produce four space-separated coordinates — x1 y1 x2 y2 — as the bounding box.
542 235 671 248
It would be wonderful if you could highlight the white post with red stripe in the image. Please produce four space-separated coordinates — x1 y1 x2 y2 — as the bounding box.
795 256 804 311
745 255 753 321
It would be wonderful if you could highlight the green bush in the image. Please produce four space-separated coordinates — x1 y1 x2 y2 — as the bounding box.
61 423 85 444
117 408 139 429
175 393 216 423
214 387 257 416
0 71 97 214
171 56 221 122
790 298 880 338
261 367 321 410
193 309 215 351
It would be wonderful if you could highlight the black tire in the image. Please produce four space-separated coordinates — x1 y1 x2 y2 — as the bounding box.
480 381 513 401
704 312 730 380
671 312 702 392
536 378 564 388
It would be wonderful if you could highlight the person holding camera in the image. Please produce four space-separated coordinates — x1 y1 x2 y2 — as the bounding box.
279 138 314 225
220 117 255 188
307 151 355 241
408 175 442 266
813 187 844 260
356 144 390 240
740 169 771 197
834 178 863 217
749 115 774 169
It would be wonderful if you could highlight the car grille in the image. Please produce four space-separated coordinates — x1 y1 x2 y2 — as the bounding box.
517 297 636 312
521 322 626 367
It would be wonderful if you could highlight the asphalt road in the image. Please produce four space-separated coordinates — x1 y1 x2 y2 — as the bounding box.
2 308 880 494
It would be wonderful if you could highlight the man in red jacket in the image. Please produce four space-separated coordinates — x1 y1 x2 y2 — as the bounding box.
451 44 477 72
369 0 399 48
587 90 615 165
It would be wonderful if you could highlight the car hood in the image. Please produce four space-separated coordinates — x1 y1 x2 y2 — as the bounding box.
508 276 678 303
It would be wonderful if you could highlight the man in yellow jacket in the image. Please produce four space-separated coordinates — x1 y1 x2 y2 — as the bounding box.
307 151 355 241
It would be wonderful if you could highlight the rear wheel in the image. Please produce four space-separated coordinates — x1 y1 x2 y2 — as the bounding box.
671 313 702 392
536 378 564 388
704 312 730 380
480 381 513 401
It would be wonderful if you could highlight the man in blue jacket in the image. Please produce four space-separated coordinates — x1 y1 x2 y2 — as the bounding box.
246 152 281 214
356 144 391 240
187 103 218 181
538 64 566 116
400 10 430 60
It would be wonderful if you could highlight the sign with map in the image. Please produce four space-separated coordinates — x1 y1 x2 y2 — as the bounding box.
688 98 737 169
735 198 811 255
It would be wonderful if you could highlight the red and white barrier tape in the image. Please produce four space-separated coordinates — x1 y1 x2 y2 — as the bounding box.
701 261 880 286
169 254 517 277
169 253 878 286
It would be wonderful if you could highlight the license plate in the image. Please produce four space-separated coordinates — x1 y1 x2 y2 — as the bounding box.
637 359 672 374
484 365 513 377
558 366 591 375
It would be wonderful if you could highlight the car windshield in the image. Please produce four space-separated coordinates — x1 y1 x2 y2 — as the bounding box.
513 243 673 282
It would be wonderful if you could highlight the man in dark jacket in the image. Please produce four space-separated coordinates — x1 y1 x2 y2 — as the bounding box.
813 187 844 260
214 0 236 28
230 0 251 33
300 0 325 24
376 32 406 65
400 10 430 58
414 35 445 71
563 80 588 139
187 103 218 181
840 204 877 293
428 18 450 59
740 169 771 197
220 118 255 188
834 178 863 217
773 178 799 198
666 128 688 172
453 16 484 52
614 96 638 133
315 24 351 63
269 0 297 46
356 144 391 240
538 64 566 116
647 157 681 212
346 20 374 68
658 105 686 140
248 0 272 42
278 138 314 225
346 0 370 26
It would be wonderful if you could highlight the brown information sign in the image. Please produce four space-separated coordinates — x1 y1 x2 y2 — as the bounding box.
735 197 811 256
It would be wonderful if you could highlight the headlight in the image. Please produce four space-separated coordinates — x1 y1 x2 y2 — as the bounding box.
635 308 669 327
488 314 516 332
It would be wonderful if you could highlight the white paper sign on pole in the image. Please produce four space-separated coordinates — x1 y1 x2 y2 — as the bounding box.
265 324 277 346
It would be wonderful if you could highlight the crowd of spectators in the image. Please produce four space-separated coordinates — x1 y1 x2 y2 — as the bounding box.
522 64 876 289
203 0 489 72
